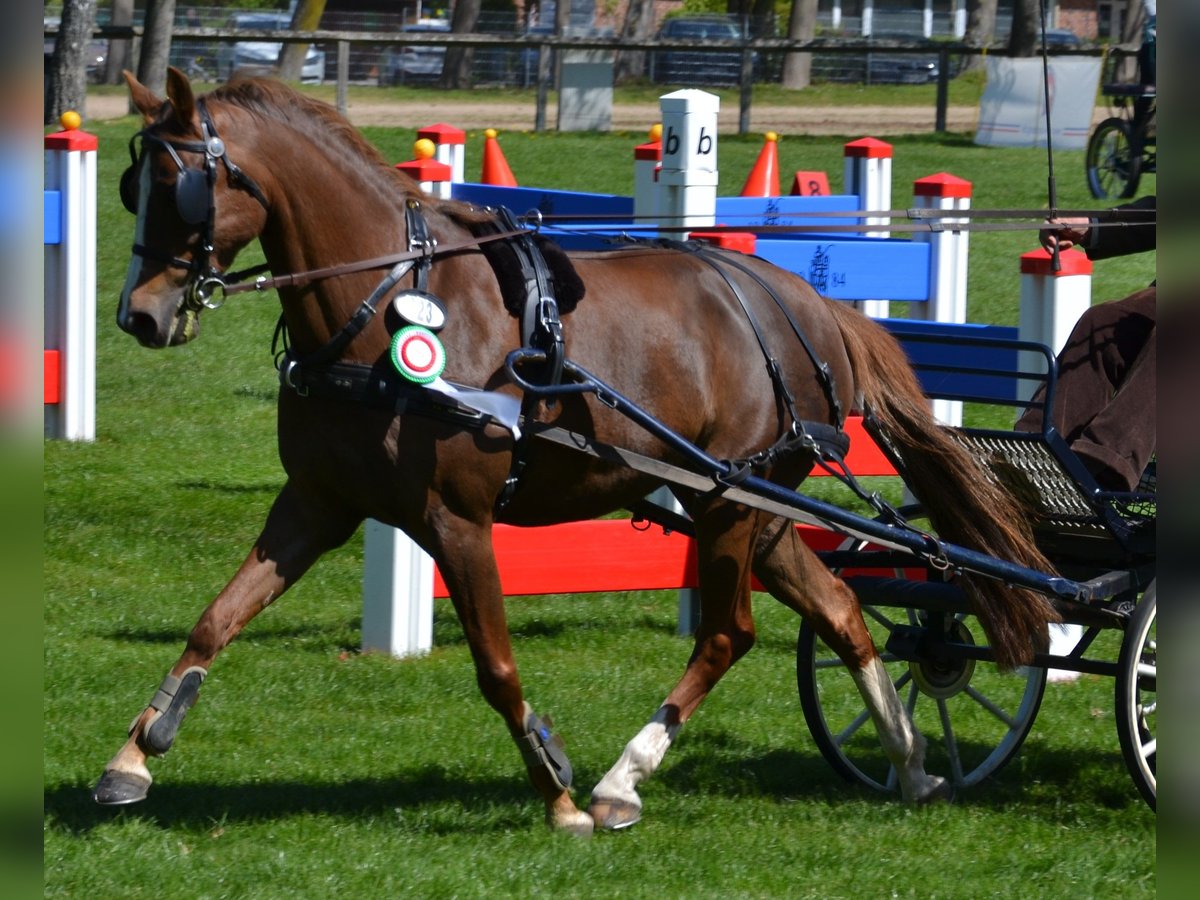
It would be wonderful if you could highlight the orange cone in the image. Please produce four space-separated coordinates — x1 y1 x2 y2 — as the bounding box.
481 128 517 187
740 132 780 197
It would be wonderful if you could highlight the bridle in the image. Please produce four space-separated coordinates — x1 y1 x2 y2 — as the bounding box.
121 98 270 312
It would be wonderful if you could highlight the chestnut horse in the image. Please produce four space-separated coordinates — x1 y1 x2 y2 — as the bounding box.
94 69 1057 835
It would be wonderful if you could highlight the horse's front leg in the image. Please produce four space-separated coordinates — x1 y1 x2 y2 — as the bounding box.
93 483 357 805
432 516 593 837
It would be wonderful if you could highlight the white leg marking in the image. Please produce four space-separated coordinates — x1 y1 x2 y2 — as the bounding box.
852 656 947 802
591 705 680 808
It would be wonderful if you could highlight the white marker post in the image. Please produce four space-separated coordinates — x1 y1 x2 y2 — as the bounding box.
44 119 97 441
362 521 434 657
417 123 466 184
910 172 973 426
632 130 662 229
657 90 719 234
1017 247 1093 681
842 138 893 319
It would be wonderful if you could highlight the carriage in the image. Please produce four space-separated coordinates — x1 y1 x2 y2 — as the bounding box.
1086 50 1157 200
95 69 1156 833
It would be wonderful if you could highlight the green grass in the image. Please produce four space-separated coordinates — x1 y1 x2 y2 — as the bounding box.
45 104 1155 896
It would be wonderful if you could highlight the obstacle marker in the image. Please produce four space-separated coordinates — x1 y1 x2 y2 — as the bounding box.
632 124 662 225
789 171 831 196
481 128 518 187
395 138 453 199
658 90 719 232
44 112 97 441
842 138 893 319
739 131 780 198
417 122 466 183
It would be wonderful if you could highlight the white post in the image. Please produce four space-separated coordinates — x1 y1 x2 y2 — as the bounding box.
953 0 967 38
417 123 466 184
842 137 893 319
1017 248 1093 401
1017 247 1093 683
910 172 973 426
361 520 435 657
862 0 874 36
831 0 842 31
657 90 719 235
44 117 97 442
923 0 934 38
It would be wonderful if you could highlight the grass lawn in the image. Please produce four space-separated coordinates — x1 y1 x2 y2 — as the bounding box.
44 90 1155 897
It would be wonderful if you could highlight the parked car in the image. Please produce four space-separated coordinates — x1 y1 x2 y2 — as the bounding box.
819 34 952 85
649 16 748 86
216 12 325 84
1043 28 1084 49
378 21 449 86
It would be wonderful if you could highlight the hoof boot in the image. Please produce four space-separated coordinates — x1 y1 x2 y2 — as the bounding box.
588 797 642 831
93 769 151 806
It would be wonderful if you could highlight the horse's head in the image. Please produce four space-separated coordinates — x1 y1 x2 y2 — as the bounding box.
117 68 270 347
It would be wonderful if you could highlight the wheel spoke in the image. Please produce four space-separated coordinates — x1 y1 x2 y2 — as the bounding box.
936 698 966 784
832 709 872 748
964 684 1018 728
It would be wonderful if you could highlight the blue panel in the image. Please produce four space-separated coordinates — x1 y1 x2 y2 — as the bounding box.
44 190 62 244
715 194 861 229
884 319 1020 401
753 237 930 301
451 183 633 221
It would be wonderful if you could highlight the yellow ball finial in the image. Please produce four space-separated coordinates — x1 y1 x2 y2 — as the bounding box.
485 128 498 139
60 110 82 131
413 138 436 160
648 123 662 141
765 131 779 143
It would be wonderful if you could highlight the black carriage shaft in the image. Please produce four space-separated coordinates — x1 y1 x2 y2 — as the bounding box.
506 349 1090 604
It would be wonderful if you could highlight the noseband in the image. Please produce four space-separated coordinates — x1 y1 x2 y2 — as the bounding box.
122 98 270 311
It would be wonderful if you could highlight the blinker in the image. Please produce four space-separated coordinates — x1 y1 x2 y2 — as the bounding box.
120 133 211 226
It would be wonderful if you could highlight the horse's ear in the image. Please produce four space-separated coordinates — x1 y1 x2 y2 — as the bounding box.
123 70 164 124
164 67 197 130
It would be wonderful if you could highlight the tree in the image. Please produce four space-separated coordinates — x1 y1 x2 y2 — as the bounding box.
1006 0 1040 57
104 0 135 86
136 0 178 98
279 0 327 82
962 0 998 73
613 0 656 85
46 0 98 125
442 0 482 89
780 0 818 90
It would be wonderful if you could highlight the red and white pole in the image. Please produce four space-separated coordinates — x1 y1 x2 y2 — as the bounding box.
1017 247 1093 401
416 122 466 184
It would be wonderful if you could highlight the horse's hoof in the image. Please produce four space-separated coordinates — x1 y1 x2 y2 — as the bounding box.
93 768 152 806
588 797 642 831
917 778 956 806
549 807 595 838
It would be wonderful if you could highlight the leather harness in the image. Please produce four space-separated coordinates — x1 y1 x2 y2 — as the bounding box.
274 203 854 513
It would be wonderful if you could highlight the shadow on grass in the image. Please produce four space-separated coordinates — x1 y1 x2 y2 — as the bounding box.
659 728 1148 815
103 622 340 645
45 766 534 837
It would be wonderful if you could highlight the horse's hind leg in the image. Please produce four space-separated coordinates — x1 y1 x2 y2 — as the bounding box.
93 483 357 805
751 518 951 804
589 504 759 830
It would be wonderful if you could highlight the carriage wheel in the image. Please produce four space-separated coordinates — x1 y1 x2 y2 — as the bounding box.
1115 581 1156 810
796 601 1046 795
1086 117 1142 200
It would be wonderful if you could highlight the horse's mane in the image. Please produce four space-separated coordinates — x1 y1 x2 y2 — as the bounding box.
206 78 494 229
206 77 582 313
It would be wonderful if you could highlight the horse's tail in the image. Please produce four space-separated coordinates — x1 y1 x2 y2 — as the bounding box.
827 301 1060 668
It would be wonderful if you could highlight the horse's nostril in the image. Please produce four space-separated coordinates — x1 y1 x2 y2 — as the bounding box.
120 311 162 346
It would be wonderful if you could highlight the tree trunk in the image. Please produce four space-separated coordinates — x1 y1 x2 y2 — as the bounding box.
962 0 998 73
279 0 327 82
613 0 656 84
781 0 818 90
46 0 98 125
1006 0 1040 57
104 0 135 85
442 0 481 90
136 0 178 98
